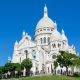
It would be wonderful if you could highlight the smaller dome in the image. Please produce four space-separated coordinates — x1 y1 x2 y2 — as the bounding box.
50 29 63 42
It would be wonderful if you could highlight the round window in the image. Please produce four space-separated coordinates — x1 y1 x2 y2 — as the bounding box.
52 55 56 59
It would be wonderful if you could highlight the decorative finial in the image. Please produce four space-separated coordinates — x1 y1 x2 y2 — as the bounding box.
44 4 48 17
15 40 18 45
23 30 25 35
22 30 26 38
54 21 57 29
72 44 73 47
26 33 28 35
16 40 17 43
62 29 64 34
45 4 46 6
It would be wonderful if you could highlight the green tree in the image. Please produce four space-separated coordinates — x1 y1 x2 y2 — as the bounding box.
4 63 15 72
56 51 77 75
13 63 21 77
14 63 21 72
72 56 80 68
21 58 32 75
0 66 5 74
0 66 5 79
53 61 58 74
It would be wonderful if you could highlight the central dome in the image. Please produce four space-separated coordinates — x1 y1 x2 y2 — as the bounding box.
36 17 54 30
36 4 55 30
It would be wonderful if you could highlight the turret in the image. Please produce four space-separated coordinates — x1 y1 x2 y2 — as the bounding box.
62 29 68 42
61 29 68 50
14 40 18 51
54 21 57 29
71 44 74 48
15 40 18 46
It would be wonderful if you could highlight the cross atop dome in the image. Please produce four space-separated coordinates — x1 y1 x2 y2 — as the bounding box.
44 4 48 17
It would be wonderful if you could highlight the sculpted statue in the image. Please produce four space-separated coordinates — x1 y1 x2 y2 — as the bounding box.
8 56 12 63
31 50 36 59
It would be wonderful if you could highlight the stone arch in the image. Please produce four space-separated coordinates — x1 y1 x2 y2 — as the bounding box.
44 37 46 43
47 37 50 43
40 38 43 44
24 50 28 58
20 57 21 63
58 43 60 48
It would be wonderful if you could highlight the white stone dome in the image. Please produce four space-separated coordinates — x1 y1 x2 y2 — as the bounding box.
36 17 54 30
50 29 63 42
36 4 55 30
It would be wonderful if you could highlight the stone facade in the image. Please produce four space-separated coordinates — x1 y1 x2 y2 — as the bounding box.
12 5 78 74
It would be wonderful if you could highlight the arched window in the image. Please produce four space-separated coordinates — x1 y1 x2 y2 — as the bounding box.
52 44 56 48
20 57 21 63
24 50 28 58
60 44 61 47
58 43 61 48
63 42 64 45
40 38 42 44
58 43 60 48
40 29 42 31
44 37 46 43
47 37 50 43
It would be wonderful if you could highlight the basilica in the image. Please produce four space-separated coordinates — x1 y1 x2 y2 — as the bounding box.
12 5 77 74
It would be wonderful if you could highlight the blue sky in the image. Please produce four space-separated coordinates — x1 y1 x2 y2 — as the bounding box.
0 0 80 66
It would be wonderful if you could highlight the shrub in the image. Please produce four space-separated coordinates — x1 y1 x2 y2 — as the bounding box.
73 72 80 77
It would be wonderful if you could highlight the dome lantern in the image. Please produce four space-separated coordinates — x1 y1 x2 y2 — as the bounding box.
44 4 48 17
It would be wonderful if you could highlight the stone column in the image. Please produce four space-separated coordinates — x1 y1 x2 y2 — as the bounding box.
23 67 26 76
32 59 36 75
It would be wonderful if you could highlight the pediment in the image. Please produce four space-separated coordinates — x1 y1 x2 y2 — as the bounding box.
18 38 36 50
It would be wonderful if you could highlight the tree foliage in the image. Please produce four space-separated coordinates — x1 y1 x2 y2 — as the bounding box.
53 61 58 74
0 66 5 74
13 63 21 72
21 58 32 69
56 51 78 75
4 63 15 72
54 61 58 69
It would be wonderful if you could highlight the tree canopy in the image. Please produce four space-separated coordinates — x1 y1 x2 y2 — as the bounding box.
21 58 32 69
4 63 15 72
56 51 78 75
53 60 58 74
13 63 21 72
0 66 5 74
